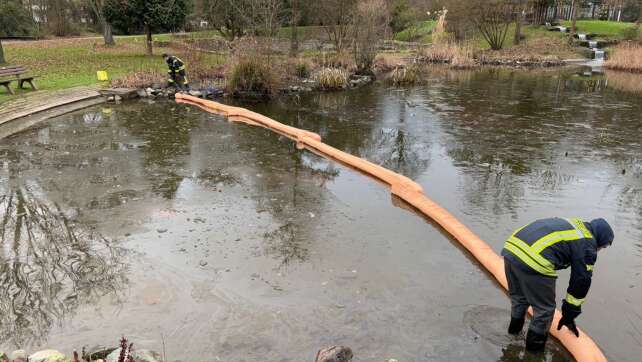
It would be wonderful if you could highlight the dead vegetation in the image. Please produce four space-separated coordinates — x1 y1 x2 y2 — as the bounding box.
312 67 350 90
476 36 578 66
606 43 642 73
388 64 422 85
420 42 475 68
110 70 165 88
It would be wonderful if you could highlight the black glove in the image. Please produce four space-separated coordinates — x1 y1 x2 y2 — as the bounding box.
557 300 581 337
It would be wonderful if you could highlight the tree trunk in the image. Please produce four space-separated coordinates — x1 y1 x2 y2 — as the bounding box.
145 24 153 56
637 0 641 28
103 22 115 46
0 40 5 64
514 11 522 45
290 0 299 57
571 0 578 35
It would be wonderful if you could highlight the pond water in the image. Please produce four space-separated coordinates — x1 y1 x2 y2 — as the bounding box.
0 67 641 361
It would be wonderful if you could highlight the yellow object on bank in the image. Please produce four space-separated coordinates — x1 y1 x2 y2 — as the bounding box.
97 71 109 81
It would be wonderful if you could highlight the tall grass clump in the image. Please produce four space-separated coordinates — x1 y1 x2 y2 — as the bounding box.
388 64 422 85
226 37 280 96
228 59 279 94
606 43 642 73
312 68 349 90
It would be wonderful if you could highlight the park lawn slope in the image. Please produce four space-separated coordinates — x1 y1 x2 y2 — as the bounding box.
0 36 224 102
561 20 638 38
394 21 437 42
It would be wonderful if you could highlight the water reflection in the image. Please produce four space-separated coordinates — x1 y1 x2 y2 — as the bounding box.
1 65 640 360
118 105 198 199
0 151 127 347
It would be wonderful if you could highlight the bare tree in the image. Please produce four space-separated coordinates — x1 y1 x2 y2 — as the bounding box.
203 0 284 41
513 1 527 45
473 1 513 50
352 0 389 72
87 0 115 45
637 0 641 28
315 0 358 52
0 40 5 64
202 0 250 41
290 0 300 56
570 0 578 35
250 0 285 37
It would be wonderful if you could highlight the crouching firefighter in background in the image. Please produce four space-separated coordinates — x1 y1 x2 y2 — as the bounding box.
163 53 189 91
501 217 614 352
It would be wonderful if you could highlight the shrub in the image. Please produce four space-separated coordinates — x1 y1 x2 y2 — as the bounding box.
0 2 38 37
388 64 421 85
352 0 389 72
293 58 313 78
226 37 281 95
228 59 278 94
390 0 416 33
312 68 350 90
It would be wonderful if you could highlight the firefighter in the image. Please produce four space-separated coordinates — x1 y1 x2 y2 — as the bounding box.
162 53 189 91
501 217 614 352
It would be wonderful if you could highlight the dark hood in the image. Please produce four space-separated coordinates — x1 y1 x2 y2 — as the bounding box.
588 218 614 247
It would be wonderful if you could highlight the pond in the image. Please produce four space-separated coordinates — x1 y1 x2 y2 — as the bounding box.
0 66 640 361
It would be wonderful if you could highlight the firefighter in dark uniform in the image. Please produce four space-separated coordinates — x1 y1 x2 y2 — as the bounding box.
162 53 189 90
501 217 614 352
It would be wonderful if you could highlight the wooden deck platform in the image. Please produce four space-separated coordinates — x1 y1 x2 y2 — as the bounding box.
0 86 104 126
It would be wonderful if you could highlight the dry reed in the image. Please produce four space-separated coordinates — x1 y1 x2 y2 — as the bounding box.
605 43 642 73
421 43 475 68
312 68 350 90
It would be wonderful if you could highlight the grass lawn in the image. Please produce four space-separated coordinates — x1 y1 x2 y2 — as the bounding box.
470 24 580 58
560 20 638 38
394 21 437 42
0 34 225 103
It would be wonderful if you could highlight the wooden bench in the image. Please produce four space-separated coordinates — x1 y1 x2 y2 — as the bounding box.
0 65 39 95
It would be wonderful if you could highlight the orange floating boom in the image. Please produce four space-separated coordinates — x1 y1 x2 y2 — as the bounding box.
175 93 608 362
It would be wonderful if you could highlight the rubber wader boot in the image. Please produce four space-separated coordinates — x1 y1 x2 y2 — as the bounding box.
525 329 548 353
508 317 525 335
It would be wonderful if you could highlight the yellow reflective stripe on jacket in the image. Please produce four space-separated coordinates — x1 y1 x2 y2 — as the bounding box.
505 218 596 277
529 218 592 254
568 217 593 238
566 293 586 306
586 264 594 271
530 229 583 253
505 237 557 277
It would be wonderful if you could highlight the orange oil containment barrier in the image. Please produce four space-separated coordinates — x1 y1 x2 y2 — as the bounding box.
175 93 608 362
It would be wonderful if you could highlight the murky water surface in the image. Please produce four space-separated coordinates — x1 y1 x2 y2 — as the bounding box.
1 67 640 361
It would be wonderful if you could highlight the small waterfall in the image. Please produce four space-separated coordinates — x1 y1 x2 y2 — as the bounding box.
559 26 568 33
578 34 587 41
594 50 605 60
589 40 598 49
